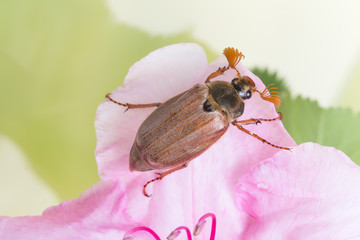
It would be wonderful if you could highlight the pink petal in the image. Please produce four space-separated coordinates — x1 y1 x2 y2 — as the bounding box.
95 43 208 181
235 142 360 239
94 43 296 238
0 181 130 240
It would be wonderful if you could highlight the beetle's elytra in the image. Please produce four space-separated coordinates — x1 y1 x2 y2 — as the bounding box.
106 47 290 197
129 83 229 172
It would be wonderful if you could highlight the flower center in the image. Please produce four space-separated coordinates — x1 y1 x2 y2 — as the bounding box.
122 213 217 240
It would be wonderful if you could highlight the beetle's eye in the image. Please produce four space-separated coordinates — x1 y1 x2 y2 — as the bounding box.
239 89 252 100
239 91 246 99
246 90 252 99
232 77 254 100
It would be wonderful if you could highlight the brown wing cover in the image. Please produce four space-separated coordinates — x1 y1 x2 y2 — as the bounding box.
130 84 229 171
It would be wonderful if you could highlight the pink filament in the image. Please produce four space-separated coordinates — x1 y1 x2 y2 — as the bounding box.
123 226 161 240
167 226 192 240
123 213 216 240
194 213 217 240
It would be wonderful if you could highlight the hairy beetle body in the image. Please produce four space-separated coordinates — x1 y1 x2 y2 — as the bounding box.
130 84 231 171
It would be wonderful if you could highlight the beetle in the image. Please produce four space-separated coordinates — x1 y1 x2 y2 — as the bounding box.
106 47 290 197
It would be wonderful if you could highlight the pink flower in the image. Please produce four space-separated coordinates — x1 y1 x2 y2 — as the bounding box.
93 43 295 237
236 143 360 239
1 44 358 239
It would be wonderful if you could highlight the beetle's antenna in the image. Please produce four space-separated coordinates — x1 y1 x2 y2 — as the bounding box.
205 47 245 83
223 47 244 76
254 84 281 108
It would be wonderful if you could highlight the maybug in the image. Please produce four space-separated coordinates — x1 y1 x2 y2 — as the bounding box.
106 47 290 197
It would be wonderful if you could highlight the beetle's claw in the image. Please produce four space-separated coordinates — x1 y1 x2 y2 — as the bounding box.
124 104 132 112
143 181 153 197
143 176 162 197
143 186 152 197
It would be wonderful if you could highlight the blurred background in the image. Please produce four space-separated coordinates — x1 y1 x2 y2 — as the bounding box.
1 0 360 216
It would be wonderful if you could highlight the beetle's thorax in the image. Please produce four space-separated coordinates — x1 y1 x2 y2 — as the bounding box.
205 81 244 121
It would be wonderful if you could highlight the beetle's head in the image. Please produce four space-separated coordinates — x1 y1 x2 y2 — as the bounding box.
231 76 255 100
231 75 281 107
223 47 281 107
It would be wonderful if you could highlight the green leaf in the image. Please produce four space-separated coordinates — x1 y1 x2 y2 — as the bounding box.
253 68 360 165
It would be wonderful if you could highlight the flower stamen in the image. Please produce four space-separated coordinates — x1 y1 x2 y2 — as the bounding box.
123 213 217 240
193 213 217 240
167 226 192 240
123 226 161 240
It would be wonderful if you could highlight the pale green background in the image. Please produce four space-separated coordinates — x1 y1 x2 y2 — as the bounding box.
1 0 359 216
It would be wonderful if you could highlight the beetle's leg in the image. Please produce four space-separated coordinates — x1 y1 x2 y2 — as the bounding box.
232 123 291 151
143 162 189 197
232 113 283 126
205 66 230 83
106 93 162 111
